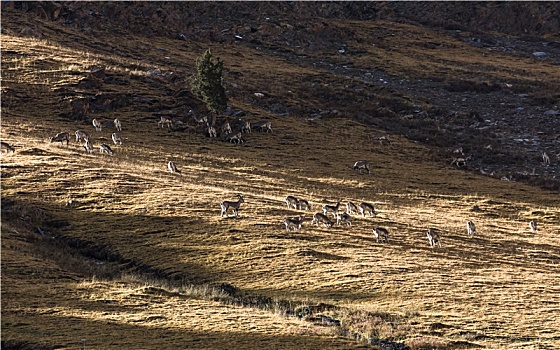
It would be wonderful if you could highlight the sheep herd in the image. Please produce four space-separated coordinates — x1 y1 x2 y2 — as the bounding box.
220 181 540 248
45 118 121 156
38 110 274 161
223 194 440 247
2 112 542 248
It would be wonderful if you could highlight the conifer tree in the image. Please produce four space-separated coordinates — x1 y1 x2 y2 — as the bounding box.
191 49 228 117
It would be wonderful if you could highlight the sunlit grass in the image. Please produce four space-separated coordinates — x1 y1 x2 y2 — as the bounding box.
2 9 560 350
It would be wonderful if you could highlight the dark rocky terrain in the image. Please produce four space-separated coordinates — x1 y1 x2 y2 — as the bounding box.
11 2 560 37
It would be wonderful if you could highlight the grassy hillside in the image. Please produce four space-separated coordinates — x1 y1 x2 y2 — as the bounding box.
2 7 560 350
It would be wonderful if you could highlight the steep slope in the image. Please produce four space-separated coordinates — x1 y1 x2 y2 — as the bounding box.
6 1 559 189
2 4 560 350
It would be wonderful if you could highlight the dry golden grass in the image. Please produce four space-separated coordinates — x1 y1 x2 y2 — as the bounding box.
2 10 560 350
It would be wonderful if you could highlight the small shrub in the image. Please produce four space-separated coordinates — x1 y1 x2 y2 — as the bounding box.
337 308 410 342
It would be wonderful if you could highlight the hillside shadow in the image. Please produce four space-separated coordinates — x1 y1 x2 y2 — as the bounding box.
1 196 220 285
1 311 368 350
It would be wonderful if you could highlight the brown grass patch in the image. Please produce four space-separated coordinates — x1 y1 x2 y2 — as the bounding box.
2 8 560 350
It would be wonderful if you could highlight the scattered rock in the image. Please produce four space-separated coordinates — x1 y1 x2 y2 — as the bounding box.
20 26 42 38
